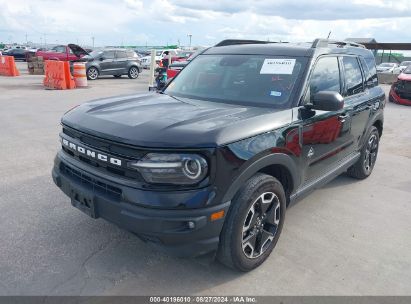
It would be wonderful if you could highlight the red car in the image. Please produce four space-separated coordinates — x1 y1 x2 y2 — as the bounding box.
389 65 411 106
35 44 88 61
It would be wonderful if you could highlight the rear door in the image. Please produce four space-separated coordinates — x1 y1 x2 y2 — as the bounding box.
340 56 371 154
300 56 355 183
114 50 128 73
99 50 116 74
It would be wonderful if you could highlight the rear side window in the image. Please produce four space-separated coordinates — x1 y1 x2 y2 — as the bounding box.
116 51 127 59
363 56 378 86
342 56 364 96
359 56 376 88
307 56 341 102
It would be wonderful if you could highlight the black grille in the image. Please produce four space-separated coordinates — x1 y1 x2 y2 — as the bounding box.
62 126 146 181
60 162 122 199
395 81 411 100
62 126 147 158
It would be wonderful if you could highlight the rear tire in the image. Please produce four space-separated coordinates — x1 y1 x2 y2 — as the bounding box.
347 126 379 179
128 66 139 79
217 173 286 272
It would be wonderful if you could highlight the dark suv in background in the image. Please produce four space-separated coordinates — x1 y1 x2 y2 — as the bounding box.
52 39 384 271
82 49 142 80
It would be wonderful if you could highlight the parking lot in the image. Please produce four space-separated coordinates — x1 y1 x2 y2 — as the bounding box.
1 61 411 295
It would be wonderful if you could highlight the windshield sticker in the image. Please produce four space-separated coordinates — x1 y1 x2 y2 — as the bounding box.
270 91 282 97
260 59 296 74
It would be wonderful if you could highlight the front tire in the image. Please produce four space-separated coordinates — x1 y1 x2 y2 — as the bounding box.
128 66 139 79
347 126 380 179
87 67 99 80
217 173 286 271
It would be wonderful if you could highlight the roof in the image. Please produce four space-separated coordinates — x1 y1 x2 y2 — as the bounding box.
345 38 377 44
204 43 314 57
361 42 411 51
204 40 374 58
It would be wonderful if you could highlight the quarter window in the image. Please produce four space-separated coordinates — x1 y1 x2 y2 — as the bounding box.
307 56 341 102
342 56 364 96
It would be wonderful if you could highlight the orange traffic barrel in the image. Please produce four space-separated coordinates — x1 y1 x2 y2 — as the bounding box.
73 62 88 87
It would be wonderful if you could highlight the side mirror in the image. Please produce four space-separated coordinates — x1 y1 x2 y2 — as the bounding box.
311 91 344 111
99 57 105 61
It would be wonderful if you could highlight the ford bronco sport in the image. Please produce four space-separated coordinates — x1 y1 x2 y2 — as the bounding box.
52 39 385 271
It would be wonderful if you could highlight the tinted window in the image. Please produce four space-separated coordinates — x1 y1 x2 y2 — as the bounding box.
364 56 378 86
343 56 364 96
307 56 340 102
165 54 306 108
359 56 376 88
103 51 115 59
126 50 136 58
116 51 127 59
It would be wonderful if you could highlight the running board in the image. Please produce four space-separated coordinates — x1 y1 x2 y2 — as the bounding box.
290 152 361 205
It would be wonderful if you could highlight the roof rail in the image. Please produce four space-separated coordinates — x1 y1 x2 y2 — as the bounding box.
215 39 272 47
312 39 365 49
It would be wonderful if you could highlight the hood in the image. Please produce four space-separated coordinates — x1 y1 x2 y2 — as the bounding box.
62 93 292 148
377 66 391 71
68 43 89 57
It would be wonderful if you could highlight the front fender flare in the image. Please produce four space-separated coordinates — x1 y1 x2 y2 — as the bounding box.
222 153 300 203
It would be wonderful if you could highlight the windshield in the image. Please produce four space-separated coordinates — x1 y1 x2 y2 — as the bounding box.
156 51 164 56
404 66 411 74
379 63 395 67
400 61 411 66
165 54 306 108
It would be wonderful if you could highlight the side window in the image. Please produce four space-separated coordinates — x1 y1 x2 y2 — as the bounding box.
116 51 127 59
342 56 364 96
306 56 341 102
359 56 375 88
363 56 378 86
103 51 115 59
126 50 135 58
54 46 66 53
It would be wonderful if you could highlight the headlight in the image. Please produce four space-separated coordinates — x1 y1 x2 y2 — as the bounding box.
128 153 208 185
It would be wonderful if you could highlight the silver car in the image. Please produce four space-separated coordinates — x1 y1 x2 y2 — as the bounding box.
82 49 142 80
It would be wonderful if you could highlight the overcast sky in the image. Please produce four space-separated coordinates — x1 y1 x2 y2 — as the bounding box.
1 0 411 47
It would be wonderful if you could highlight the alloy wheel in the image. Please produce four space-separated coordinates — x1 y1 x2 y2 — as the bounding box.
364 134 378 173
242 192 281 259
88 68 98 80
129 67 139 79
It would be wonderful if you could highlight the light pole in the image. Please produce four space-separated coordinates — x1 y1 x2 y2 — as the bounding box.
187 34 192 48
91 36 95 48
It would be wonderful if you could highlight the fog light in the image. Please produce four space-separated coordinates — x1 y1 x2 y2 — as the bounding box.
187 221 195 229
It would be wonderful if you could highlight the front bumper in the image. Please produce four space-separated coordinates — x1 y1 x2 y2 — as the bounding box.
389 87 411 106
52 152 230 257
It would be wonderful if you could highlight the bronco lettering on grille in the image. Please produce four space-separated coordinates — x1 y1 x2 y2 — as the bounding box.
61 138 122 166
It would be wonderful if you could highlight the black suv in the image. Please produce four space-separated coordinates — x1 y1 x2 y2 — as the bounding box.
52 39 385 271
82 49 141 80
